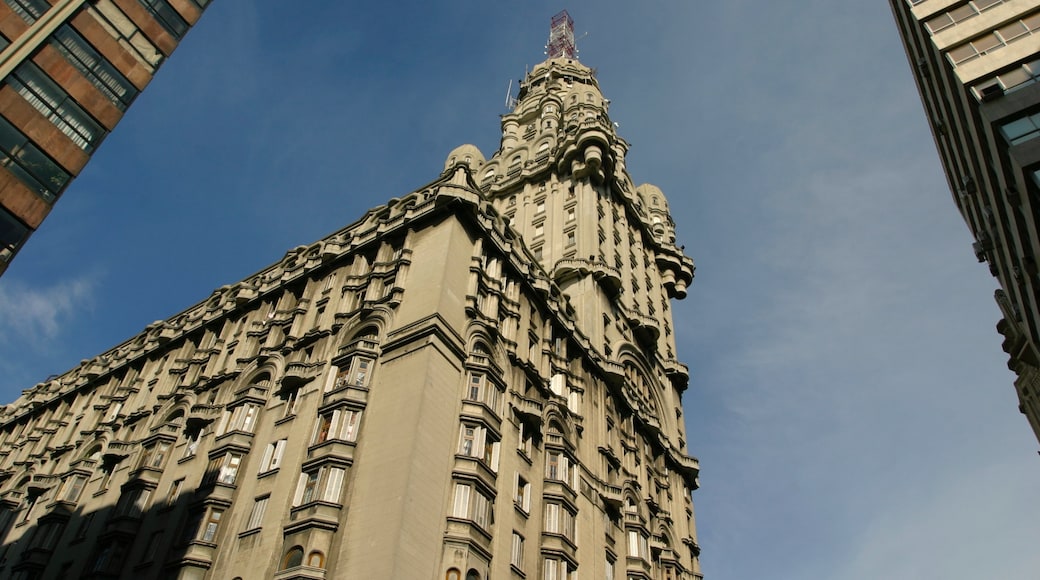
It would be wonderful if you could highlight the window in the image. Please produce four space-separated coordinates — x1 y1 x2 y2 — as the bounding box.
29 519 65 550
511 532 524 569
536 200 546 214
7 61 106 152
3 0 48 23
183 425 202 458
244 496 268 531
457 423 499 469
51 25 138 110
279 386 300 418
200 508 224 542
334 356 373 389
258 439 287 473
61 474 87 502
307 551 325 568
534 222 545 238
137 0 188 39
566 206 576 222
143 531 164 561
565 229 576 247
218 403 261 434
74 512 94 540
605 557 614 580
138 441 172 470
313 408 363 444
515 474 530 511
518 421 533 456
0 207 29 261
543 557 575 580
91 539 128 574
165 478 184 505
948 14 1040 66
204 452 243 485
627 530 649 559
544 502 576 540
460 425 477 456
545 450 577 487
451 483 492 530
115 487 151 518
0 116 71 202
1000 112 1040 145
464 373 500 412
293 465 347 506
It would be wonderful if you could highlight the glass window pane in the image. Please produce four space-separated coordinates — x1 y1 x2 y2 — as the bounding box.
972 32 1003 53
998 21 1028 42
948 43 978 64
950 4 977 22
0 208 29 254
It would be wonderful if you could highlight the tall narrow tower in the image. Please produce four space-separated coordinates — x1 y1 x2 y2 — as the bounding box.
0 12 702 580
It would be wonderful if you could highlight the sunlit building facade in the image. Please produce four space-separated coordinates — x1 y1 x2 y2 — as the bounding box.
0 12 703 580
0 0 209 277
891 0 1040 445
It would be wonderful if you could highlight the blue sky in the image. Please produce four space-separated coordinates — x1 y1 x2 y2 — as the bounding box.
2 2 1039 578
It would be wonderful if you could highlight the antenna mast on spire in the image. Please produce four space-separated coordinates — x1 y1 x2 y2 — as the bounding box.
546 10 576 59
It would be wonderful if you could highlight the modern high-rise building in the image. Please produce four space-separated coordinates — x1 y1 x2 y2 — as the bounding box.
0 11 702 580
0 0 209 277
891 0 1040 445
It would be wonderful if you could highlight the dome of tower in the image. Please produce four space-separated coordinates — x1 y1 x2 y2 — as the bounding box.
636 183 668 211
444 144 486 172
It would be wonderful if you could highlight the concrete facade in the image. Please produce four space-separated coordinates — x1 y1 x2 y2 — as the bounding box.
0 52 702 580
891 0 1040 446
0 0 208 277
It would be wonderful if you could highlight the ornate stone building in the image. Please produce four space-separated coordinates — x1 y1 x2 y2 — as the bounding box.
0 0 209 277
890 0 1040 445
0 11 702 580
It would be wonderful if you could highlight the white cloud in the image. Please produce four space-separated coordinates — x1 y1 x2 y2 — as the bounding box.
0 275 96 345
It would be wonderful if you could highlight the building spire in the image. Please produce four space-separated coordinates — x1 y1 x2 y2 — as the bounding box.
546 10 576 59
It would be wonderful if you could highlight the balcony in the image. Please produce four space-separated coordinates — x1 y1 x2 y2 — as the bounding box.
286 501 342 533
307 440 356 464
540 532 577 559
274 565 327 580
662 359 690 392
628 313 660 345
444 517 492 553
551 259 622 296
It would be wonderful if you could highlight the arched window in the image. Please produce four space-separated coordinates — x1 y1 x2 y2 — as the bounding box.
446 569 461 580
282 546 304 570
466 570 480 580
85 445 102 461
165 409 184 424
307 550 325 568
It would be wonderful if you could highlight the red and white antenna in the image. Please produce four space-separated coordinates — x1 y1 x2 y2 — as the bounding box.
546 10 575 59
